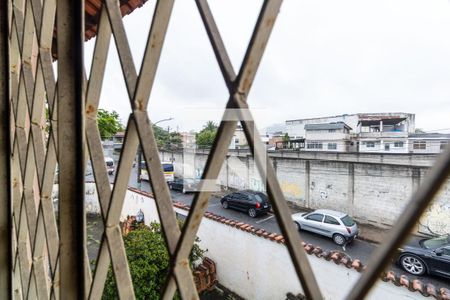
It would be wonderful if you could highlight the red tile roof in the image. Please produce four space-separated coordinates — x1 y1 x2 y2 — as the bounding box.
84 0 149 40
52 0 149 58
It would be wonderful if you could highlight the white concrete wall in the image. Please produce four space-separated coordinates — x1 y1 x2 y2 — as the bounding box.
409 139 448 154
158 150 449 235
286 114 360 138
305 129 349 140
359 140 409 153
306 140 349 152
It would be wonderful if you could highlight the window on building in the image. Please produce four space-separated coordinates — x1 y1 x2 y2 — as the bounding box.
328 143 337 150
394 141 404 148
413 141 426 150
328 129 336 133
307 142 323 149
440 141 448 150
366 142 375 148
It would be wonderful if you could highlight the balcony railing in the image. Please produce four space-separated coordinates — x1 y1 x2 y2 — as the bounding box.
359 131 408 138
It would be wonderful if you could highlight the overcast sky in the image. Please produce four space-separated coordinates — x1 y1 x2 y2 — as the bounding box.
85 0 450 133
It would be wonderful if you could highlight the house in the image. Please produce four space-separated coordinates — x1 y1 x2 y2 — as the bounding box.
113 131 126 152
304 122 353 152
229 125 248 149
357 115 411 153
408 133 450 154
180 131 196 149
285 112 415 140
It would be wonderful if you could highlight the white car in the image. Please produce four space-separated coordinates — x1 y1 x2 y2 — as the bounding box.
292 209 358 245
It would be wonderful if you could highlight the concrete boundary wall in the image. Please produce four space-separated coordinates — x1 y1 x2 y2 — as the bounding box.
92 186 448 300
159 151 450 236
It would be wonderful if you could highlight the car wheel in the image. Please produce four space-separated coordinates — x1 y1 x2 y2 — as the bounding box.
248 208 257 218
222 200 229 209
400 254 426 276
333 233 346 246
294 222 301 231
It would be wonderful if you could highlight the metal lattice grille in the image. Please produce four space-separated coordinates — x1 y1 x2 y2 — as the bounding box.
2 0 450 299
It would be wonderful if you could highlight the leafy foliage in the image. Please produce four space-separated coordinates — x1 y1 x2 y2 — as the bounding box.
102 222 205 299
153 125 182 150
196 121 218 148
282 133 290 142
97 109 124 140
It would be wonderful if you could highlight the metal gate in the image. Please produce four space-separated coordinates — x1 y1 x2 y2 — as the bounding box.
1 0 450 299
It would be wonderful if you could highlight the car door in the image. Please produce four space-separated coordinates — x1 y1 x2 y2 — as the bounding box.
172 179 182 191
428 246 450 278
234 193 249 211
302 213 324 234
322 215 341 238
227 193 239 208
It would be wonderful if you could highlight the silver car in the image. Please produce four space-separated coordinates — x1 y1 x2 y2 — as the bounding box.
292 209 358 245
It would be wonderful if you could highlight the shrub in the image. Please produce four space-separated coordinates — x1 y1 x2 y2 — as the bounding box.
102 222 205 299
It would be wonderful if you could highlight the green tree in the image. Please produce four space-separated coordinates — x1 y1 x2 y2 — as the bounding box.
196 121 218 148
153 125 182 149
103 223 205 299
97 109 124 140
282 133 290 142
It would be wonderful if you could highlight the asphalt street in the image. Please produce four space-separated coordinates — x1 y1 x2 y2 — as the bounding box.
102 165 450 290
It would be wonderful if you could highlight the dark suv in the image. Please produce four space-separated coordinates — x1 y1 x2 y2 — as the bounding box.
397 234 450 279
220 190 271 218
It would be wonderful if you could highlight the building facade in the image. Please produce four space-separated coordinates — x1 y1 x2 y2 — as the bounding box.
408 133 450 154
304 122 353 152
286 113 415 139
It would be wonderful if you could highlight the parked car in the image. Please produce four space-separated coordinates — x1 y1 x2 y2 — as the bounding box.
168 178 198 193
397 234 450 279
220 190 271 218
291 209 358 245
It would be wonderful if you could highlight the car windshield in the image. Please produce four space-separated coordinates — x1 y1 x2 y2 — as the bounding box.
163 164 174 172
340 215 355 226
422 235 450 249
253 193 267 203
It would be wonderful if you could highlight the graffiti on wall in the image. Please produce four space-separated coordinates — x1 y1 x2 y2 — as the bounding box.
249 178 265 192
279 181 303 199
419 202 450 236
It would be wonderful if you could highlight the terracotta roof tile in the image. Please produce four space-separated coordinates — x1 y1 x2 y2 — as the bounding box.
52 0 149 59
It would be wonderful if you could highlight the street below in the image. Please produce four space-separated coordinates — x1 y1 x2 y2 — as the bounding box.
100 166 450 291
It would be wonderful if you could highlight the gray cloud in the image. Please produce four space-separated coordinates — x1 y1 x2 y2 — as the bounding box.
86 0 450 132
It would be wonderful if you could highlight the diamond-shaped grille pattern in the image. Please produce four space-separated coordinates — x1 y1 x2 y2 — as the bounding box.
2 0 450 299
